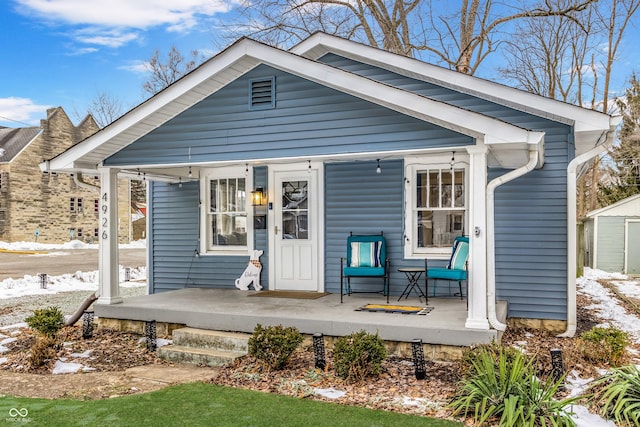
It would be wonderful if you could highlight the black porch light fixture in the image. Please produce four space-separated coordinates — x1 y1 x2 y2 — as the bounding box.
251 187 266 206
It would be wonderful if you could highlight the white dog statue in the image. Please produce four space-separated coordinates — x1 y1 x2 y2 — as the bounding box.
235 250 263 291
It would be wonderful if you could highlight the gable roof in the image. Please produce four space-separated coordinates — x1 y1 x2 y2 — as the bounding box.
43 34 616 176
0 126 41 163
586 194 640 218
291 33 620 156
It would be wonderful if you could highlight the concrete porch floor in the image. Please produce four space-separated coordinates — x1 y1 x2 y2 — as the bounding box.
96 288 507 348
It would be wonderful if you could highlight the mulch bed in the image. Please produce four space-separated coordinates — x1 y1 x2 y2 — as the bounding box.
210 291 640 420
0 287 637 421
1 327 168 374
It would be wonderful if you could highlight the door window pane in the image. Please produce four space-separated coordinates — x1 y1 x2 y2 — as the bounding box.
281 180 308 239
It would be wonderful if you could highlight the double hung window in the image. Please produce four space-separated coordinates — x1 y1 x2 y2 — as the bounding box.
405 156 467 257
200 167 253 255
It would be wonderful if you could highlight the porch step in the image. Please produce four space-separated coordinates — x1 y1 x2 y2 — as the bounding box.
157 327 250 367
158 345 247 367
172 327 250 352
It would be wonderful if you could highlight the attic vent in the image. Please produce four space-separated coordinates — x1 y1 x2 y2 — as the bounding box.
249 77 275 110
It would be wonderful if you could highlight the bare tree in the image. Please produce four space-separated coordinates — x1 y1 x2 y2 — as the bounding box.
73 91 125 128
143 46 204 96
595 0 640 114
225 0 594 74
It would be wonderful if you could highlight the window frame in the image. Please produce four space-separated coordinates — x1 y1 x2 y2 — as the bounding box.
404 154 469 259
199 166 254 256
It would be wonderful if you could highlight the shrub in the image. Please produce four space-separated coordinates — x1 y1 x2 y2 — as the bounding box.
333 330 386 383
28 336 58 367
25 306 64 338
589 365 640 426
578 326 629 366
449 347 577 426
248 324 303 370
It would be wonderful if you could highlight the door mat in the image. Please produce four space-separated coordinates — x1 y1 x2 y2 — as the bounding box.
356 304 434 315
248 291 330 299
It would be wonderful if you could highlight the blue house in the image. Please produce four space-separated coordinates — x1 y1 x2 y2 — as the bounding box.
43 34 618 343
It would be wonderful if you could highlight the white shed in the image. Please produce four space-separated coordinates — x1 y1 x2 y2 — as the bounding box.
584 194 640 275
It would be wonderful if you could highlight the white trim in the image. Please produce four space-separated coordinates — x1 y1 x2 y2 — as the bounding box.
593 217 599 270
466 145 489 330
586 193 640 218
268 161 325 292
403 154 469 259
291 32 618 153
560 130 614 337
97 167 122 305
43 38 544 173
199 165 254 256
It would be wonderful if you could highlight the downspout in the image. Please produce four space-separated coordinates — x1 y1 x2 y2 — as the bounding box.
487 147 540 331
559 127 616 337
73 173 100 192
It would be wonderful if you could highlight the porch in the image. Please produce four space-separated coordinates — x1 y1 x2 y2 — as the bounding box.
95 288 507 348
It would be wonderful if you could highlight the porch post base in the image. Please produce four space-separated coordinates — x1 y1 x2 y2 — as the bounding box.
97 296 123 305
465 317 490 330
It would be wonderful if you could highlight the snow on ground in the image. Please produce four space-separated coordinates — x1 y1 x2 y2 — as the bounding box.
0 240 146 300
578 267 640 344
0 239 146 252
0 266 146 300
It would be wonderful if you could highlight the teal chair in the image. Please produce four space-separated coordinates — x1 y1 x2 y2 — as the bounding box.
425 236 469 300
340 232 390 303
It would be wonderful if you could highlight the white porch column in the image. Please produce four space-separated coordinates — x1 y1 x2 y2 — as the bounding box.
97 167 122 305
465 146 490 329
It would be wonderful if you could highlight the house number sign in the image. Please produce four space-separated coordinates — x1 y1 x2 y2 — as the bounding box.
101 192 108 239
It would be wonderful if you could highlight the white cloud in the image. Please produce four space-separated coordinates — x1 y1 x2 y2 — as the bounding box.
118 60 150 74
0 97 50 127
74 29 140 48
15 0 236 31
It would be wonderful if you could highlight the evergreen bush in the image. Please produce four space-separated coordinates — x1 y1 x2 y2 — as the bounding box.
248 324 303 370
25 306 64 338
578 326 629 366
333 330 386 382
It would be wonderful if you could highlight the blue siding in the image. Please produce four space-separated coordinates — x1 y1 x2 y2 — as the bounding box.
148 179 259 293
319 54 572 320
104 65 472 166
139 53 577 322
325 160 429 296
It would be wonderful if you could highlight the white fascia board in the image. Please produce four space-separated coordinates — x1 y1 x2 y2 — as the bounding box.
585 193 640 218
48 37 539 173
292 33 615 137
46 39 261 172
244 42 541 148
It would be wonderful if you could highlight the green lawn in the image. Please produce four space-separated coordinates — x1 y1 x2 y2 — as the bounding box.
0 382 460 427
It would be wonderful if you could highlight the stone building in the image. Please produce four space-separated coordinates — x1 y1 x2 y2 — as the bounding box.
0 107 133 243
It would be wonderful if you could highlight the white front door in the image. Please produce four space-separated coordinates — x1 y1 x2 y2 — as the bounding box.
269 163 323 291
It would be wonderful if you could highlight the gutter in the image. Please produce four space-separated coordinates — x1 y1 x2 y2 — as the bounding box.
73 173 99 192
487 148 540 331
559 124 618 337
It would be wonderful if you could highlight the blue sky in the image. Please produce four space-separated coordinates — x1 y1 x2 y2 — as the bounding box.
1 1 638 129
0 0 237 127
